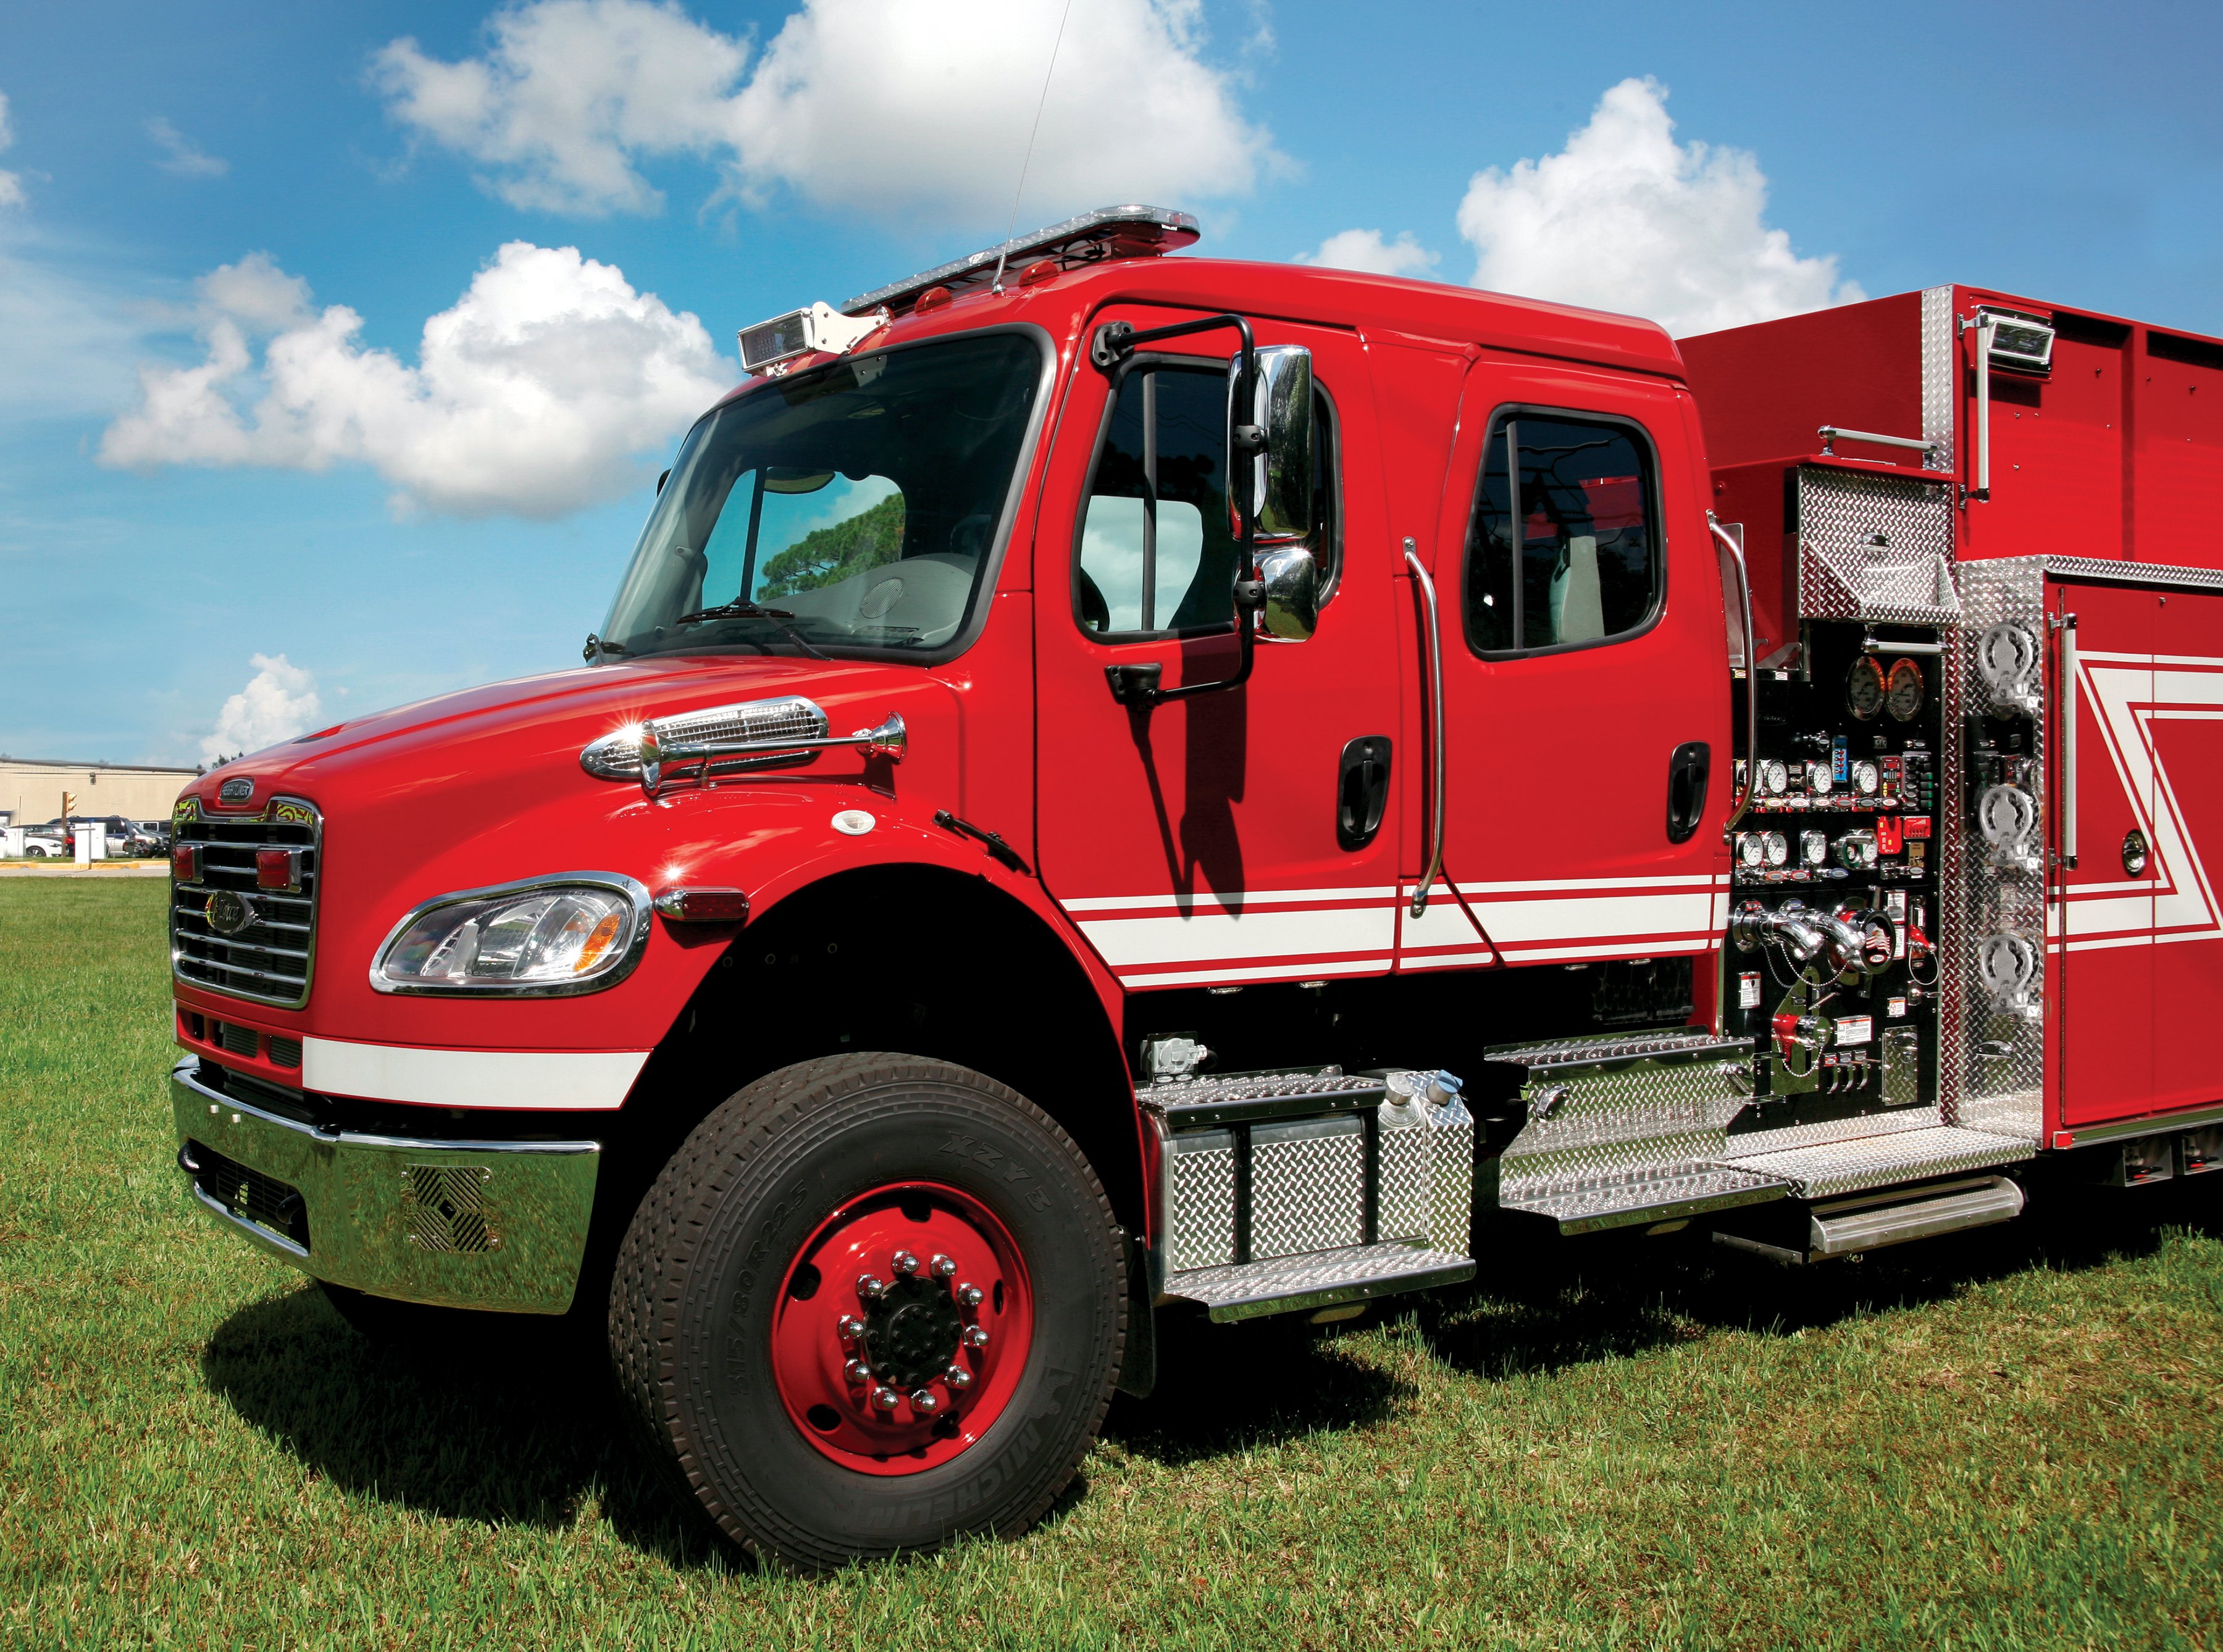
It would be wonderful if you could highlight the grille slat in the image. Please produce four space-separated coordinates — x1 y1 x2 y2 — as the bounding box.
171 799 320 1009
186 1139 310 1249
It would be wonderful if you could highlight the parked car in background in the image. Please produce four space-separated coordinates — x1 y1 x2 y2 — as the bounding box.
14 828 69 857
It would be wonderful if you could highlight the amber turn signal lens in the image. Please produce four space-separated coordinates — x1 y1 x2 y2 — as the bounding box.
572 911 626 973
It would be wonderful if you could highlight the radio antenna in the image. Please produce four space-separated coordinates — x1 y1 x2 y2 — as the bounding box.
990 0 1075 296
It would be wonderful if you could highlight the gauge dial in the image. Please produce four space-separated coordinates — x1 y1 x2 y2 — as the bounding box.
1762 830 1790 867
1853 760 1880 796
1886 657 1925 722
1762 759 1789 795
1809 761 1833 796
1801 829 1828 867
1737 833 1765 869
1846 655 1886 721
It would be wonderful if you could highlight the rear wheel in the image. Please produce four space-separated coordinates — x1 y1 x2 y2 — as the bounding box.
609 1053 1125 1570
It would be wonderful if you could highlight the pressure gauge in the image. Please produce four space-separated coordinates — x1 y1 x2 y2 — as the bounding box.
1808 761 1834 796
1801 829 1829 867
1886 657 1925 722
1736 832 1767 869
1762 759 1789 795
1846 655 1886 721
1762 830 1790 868
1853 760 1880 796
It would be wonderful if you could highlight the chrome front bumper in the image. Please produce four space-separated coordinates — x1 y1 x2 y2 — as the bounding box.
170 1058 601 1314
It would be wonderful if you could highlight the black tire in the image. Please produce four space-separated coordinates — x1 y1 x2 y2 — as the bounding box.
609 1053 1126 1570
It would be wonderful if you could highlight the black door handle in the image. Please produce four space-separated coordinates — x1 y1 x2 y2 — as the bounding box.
1666 741 1710 843
1337 736 1392 850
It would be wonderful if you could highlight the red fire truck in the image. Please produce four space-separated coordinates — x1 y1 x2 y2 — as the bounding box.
166 207 2223 1569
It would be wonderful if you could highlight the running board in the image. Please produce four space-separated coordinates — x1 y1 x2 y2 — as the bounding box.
1715 1124 2034 1198
1160 1242 1475 1323
1714 1175 2026 1264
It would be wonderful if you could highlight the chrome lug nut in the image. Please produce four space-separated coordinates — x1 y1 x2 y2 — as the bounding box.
837 1315 867 1340
930 1254 958 1279
909 1388 940 1414
890 1250 919 1276
844 1359 873 1386
956 1283 986 1309
871 1387 901 1412
944 1364 973 1390
856 1274 890 1300
963 1325 990 1349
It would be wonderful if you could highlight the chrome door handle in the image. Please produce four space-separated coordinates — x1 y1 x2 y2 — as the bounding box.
1405 540 1446 917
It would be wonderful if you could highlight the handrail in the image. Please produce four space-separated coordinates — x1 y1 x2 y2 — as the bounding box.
1817 425 1939 458
2059 613 2078 869
1708 513 1757 835
1404 540 1446 917
1966 314 1998 503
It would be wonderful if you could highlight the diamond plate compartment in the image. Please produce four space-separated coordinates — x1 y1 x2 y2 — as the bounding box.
1252 1116 1365 1259
1165 1131 1236 1272
1489 1030 1755 1212
1797 469 1961 627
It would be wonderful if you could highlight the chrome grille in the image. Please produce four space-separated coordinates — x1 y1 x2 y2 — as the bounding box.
170 796 321 1008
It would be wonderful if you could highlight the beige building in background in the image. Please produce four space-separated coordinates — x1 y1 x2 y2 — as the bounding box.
0 757 201 827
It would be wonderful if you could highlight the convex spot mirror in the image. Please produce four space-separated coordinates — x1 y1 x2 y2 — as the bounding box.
1226 345 1315 546
1225 344 1318 640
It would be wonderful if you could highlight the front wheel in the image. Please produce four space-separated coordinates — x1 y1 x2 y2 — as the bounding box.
609 1054 1126 1571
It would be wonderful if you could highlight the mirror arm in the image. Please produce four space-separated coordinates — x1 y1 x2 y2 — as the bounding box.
1090 313 1261 709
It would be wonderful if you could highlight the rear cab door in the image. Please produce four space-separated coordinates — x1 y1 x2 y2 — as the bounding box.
1402 353 1731 991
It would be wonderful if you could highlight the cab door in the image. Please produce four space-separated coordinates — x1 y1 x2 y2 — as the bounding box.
1032 308 1405 992
1399 358 1728 974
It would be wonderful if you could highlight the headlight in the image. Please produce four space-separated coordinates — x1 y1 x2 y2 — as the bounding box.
371 873 651 996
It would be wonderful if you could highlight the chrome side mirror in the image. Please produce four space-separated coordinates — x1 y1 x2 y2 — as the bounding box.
1226 345 1315 543
1255 543 1319 641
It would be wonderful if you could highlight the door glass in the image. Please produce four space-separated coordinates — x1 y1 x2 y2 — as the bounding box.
1077 364 1240 634
1465 414 1660 654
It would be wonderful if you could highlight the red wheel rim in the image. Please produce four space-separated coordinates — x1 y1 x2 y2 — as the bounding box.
769 1180 1034 1475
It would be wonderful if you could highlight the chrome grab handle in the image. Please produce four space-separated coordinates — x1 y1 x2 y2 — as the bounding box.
1817 425 1939 458
2059 613 2078 869
639 712 906 800
1404 540 1446 917
1708 513 1757 835
1964 314 1998 503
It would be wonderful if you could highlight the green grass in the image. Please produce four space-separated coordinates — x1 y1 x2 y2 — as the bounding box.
3 878 2221 1649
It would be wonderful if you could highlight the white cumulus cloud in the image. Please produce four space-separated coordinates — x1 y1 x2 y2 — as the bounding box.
1455 77 1861 337
204 654 321 764
0 91 25 208
99 241 733 517
146 117 230 179
371 0 1279 223
1298 228 1438 279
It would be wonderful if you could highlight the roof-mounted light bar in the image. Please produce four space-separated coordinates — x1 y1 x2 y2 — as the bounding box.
838 204 1200 317
737 301 890 375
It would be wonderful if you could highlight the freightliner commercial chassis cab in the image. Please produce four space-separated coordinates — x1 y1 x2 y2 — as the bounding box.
165 209 2223 1569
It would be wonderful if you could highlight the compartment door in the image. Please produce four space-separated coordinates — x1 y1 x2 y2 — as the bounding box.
2056 582 2154 1125
2148 588 2223 1113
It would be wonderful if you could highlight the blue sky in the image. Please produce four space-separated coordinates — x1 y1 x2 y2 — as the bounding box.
4 0 2218 766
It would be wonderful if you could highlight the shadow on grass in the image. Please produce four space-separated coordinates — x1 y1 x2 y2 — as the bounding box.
1408 1172 2223 1383
202 1178 2221 1546
200 1286 740 1571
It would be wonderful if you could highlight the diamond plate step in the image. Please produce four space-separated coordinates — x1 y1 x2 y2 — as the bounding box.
1161 1242 1474 1323
1502 1165 1790 1234
1716 1124 2034 1199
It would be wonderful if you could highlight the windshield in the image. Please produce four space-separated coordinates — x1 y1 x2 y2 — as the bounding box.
598 332 1044 661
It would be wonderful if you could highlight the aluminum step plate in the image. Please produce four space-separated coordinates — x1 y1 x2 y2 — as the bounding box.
1502 1166 1790 1234
1162 1241 1473 1323
1718 1124 2035 1199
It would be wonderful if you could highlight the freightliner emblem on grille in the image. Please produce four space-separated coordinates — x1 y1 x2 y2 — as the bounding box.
217 777 255 803
204 889 258 936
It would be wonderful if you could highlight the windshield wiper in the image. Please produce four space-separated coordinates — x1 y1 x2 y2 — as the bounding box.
583 632 629 661
671 601 831 660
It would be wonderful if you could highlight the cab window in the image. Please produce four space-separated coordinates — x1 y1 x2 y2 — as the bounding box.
1076 360 1339 636
1464 412 1659 654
